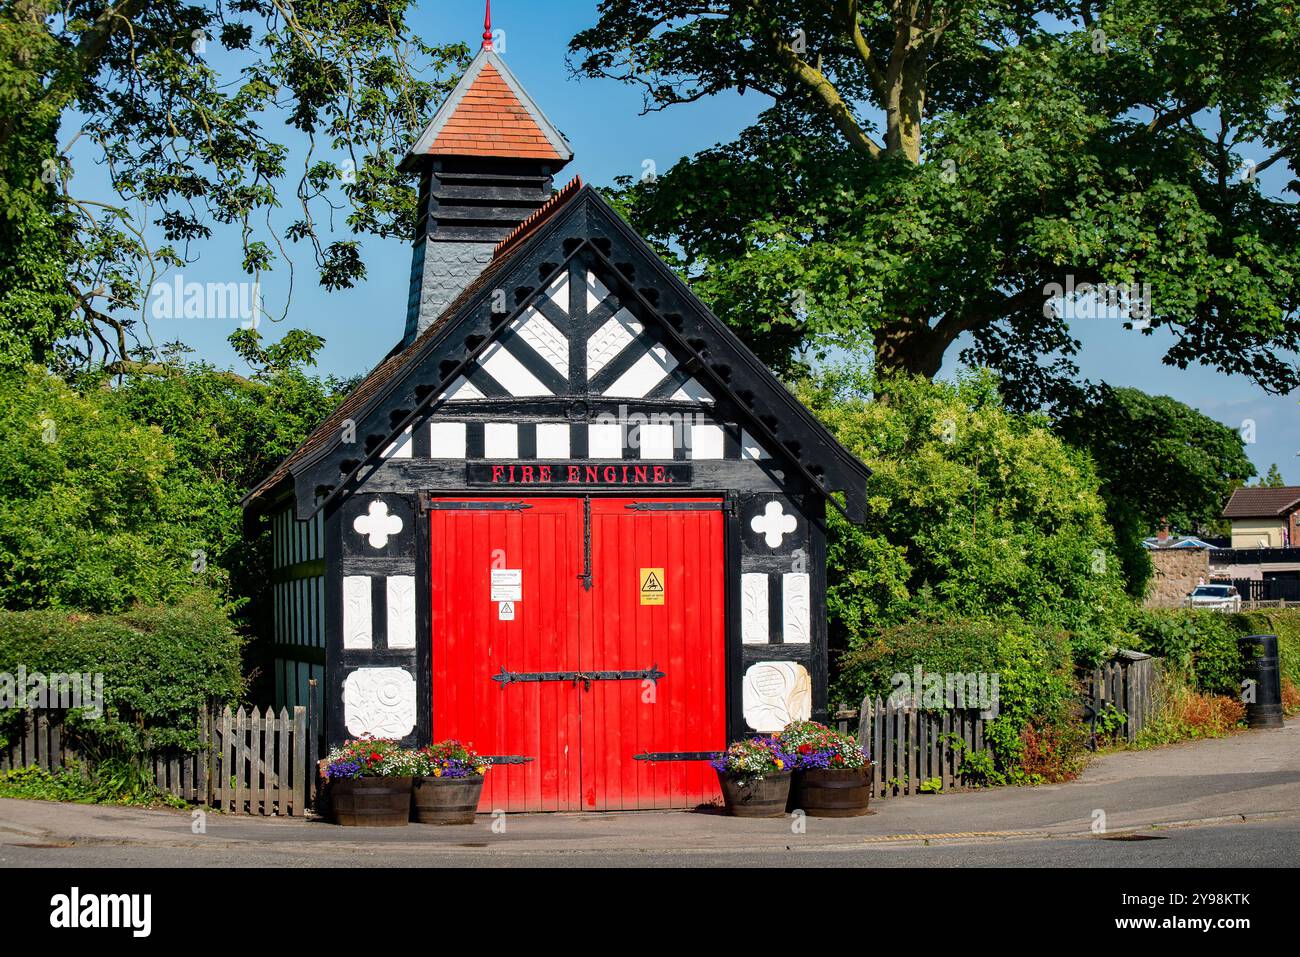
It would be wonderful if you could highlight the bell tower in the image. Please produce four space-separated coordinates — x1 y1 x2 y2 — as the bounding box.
398 1 573 345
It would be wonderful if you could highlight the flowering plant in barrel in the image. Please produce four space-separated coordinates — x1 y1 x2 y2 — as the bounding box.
711 736 794 817
777 720 870 770
410 740 490 825
409 740 490 778
324 738 417 779
778 721 874 817
324 738 415 827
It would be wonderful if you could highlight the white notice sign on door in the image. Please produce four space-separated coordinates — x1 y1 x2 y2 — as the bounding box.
498 601 515 621
490 568 522 602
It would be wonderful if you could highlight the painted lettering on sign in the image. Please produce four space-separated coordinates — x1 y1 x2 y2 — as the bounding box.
467 462 692 486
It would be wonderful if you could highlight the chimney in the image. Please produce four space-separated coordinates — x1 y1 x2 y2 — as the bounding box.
397 6 572 346
1157 520 1170 544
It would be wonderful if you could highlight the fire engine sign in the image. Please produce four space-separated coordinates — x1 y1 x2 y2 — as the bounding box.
639 568 665 605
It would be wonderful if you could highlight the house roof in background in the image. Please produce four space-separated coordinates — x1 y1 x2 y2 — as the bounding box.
1141 535 1218 550
1221 486 1300 519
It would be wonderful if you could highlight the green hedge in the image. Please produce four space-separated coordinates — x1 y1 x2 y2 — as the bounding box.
1223 609 1300 691
1121 607 1300 697
0 592 244 755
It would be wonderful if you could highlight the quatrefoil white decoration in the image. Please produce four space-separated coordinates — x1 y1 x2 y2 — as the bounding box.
353 499 403 549
751 501 797 549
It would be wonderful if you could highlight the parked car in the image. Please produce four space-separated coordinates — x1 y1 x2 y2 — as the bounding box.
1183 584 1242 611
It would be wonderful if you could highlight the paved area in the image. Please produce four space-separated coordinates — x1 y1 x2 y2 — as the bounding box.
0 720 1295 866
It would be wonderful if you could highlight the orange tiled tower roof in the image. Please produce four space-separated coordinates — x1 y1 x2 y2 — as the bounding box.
427 61 566 161
400 22 573 173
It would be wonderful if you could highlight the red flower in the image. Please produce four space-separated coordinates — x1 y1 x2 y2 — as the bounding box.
798 744 812 754
369 752 382 762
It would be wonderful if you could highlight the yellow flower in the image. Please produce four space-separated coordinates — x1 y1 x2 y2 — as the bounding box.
477 766 488 775
775 759 784 769
433 768 442 777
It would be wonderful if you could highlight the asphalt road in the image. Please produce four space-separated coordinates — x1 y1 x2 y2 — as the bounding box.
2 816 1296 868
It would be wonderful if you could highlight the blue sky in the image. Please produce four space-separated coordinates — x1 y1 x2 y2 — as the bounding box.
75 0 1298 484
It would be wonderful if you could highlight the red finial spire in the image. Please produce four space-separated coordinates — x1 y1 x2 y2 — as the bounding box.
482 0 493 50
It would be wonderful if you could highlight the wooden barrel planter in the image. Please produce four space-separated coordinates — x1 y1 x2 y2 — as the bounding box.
717 770 792 818
331 777 413 827
412 775 485 825
790 765 874 817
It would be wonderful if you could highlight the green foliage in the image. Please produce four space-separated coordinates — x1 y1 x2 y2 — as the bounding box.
0 0 469 373
979 628 1086 785
801 367 1128 662
0 332 342 614
0 365 205 611
1122 608 1243 696
918 776 943 793
0 761 187 807
0 593 245 756
1056 385 1256 594
573 3 1300 405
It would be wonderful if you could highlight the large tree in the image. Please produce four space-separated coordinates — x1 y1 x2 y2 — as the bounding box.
0 0 466 374
570 1 1300 407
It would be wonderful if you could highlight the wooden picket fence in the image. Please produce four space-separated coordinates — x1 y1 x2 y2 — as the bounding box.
855 698 989 798
1083 652 1161 743
835 653 1165 798
0 704 318 816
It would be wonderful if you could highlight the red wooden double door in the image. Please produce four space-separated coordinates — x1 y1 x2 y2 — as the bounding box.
430 497 726 811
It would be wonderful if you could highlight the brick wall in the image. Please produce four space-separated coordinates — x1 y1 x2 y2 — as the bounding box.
1145 548 1210 608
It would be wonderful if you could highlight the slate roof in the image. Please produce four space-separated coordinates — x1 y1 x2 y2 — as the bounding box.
1221 486 1300 519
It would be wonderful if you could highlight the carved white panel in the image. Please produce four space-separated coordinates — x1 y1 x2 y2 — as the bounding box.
638 423 675 460
672 377 715 404
782 573 811 644
535 422 570 458
484 422 518 458
343 668 416 739
386 575 416 650
429 421 467 458
342 576 372 650
513 308 569 378
545 271 570 312
741 573 769 644
587 308 641 377
742 662 812 733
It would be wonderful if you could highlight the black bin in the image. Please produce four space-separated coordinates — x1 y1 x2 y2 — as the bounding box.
1238 634 1285 729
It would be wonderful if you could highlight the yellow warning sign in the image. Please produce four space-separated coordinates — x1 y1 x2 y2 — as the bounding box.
639 567 665 605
